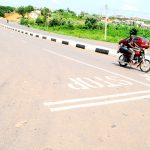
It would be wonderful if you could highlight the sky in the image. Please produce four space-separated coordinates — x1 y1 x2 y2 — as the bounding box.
0 0 150 19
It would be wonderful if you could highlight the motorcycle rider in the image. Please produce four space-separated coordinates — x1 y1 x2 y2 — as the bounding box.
126 35 140 64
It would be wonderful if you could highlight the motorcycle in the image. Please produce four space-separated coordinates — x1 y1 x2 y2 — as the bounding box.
117 46 150 72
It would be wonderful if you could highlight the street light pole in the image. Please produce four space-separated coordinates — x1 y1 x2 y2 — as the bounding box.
104 4 108 40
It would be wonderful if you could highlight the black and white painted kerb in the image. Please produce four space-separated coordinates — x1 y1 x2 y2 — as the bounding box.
0 22 118 56
0 22 149 59
0 23 116 55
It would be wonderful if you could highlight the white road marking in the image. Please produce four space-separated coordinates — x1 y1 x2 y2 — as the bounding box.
49 94 150 112
68 76 133 90
43 48 150 87
44 90 150 106
141 74 150 81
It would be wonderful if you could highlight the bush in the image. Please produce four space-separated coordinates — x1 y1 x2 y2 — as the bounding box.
36 16 46 25
66 19 75 28
61 19 75 29
20 18 28 25
0 11 4 17
97 22 104 30
48 17 60 26
84 16 98 29
28 19 35 25
20 18 35 25
48 14 65 26
138 28 150 38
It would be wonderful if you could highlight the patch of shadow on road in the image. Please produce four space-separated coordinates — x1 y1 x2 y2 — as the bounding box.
112 62 141 72
111 124 117 128
0 81 8 90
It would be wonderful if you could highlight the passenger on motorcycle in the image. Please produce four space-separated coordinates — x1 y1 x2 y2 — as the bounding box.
126 35 142 63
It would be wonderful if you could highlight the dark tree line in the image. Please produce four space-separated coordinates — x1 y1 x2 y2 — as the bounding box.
16 5 34 17
0 6 15 17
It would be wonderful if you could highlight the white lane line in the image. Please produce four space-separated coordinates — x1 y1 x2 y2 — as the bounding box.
49 95 150 112
43 48 150 87
44 90 150 106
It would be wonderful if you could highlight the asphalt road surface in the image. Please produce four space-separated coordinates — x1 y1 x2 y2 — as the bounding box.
0 26 150 150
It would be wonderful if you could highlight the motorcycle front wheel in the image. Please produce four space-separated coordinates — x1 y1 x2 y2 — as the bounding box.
118 55 128 67
140 59 150 72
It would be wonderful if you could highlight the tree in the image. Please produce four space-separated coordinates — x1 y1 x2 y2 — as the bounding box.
85 16 98 29
41 7 50 17
79 11 85 18
25 5 34 13
66 8 76 16
16 6 26 17
53 9 65 15
16 5 34 17
0 6 15 17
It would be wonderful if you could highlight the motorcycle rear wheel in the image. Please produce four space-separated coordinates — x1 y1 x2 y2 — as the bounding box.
118 55 128 67
140 59 150 72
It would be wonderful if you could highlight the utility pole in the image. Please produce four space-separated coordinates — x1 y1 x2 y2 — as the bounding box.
104 4 108 40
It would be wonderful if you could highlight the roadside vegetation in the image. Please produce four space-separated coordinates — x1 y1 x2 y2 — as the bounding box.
1 5 150 43
16 5 34 17
0 6 15 17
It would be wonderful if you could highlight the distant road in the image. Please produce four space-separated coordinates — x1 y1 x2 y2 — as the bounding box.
0 18 118 49
0 23 150 150
1 18 150 57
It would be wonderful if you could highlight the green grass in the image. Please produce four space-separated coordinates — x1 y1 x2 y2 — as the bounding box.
29 24 150 45
31 25 127 43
